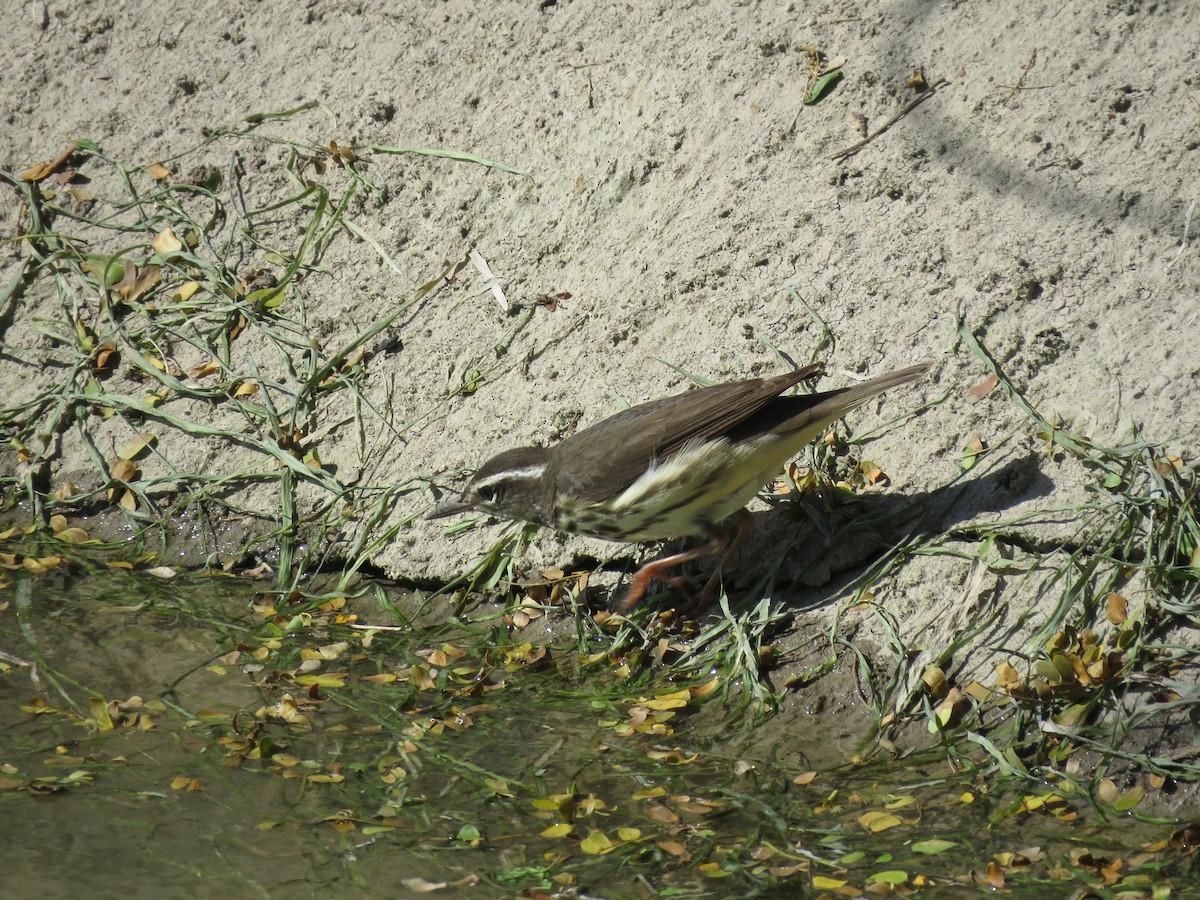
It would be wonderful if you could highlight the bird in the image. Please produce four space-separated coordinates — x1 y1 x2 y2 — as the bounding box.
427 360 932 611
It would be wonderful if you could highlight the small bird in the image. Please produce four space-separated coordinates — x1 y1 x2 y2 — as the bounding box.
428 361 932 611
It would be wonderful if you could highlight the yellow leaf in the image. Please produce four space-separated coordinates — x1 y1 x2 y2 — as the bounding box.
632 786 667 800
812 876 847 889
233 381 259 398
362 673 397 684
643 695 689 711
89 697 114 731
858 810 902 832
190 360 221 378
996 660 1021 691
579 830 615 855
145 162 170 180
153 227 183 255
295 674 347 688
110 459 137 481
1106 592 1128 624
117 433 156 460
51 481 80 502
1096 778 1119 804
174 281 200 302
964 681 991 702
540 823 573 838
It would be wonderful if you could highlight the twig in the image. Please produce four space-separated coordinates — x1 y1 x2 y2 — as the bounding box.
830 78 949 161
1165 198 1195 271
1001 49 1037 107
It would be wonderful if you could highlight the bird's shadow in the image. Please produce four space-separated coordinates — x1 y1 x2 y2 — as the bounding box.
720 450 1057 612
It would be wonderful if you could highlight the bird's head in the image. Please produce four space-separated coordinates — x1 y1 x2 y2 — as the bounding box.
426 445 553 526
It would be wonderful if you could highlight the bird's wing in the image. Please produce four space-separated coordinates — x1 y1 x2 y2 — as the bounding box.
556 365 823 503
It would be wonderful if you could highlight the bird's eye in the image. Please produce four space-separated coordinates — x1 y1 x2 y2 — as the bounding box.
476 487 497 504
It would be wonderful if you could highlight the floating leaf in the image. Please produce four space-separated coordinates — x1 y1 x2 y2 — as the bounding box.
1115 785 1145 811
295 674 347 688
632 786 667 800
986 861 1005 889
645 748 697 765
645 804 679 824
580 829 615 855
858 810 902 832
454 824 481 842
812 876 847 889
643 691 690 711
912 839 957 854
89 697 114 731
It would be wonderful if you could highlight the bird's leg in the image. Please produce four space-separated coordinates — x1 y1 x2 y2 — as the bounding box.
692 508 754 610
617 509 754 612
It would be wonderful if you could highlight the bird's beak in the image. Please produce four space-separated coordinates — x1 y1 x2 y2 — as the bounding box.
425 497 474 520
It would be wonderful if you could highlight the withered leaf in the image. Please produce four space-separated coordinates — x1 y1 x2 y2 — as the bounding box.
115 262 162 302
153 227 183 255
20 143 78 182
110 459 137 481
969 374 999 402
1106 592 1128 624
117 433 156 460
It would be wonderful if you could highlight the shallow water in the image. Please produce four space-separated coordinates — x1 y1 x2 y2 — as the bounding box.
1 572 1192 898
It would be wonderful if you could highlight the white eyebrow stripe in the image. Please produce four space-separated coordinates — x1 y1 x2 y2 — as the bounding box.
472 464 547 489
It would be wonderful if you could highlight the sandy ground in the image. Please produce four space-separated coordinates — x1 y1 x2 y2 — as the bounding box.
2 2 1198 724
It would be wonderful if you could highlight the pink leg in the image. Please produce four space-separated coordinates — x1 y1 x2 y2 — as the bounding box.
692 508 754 610
617 509 754 612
